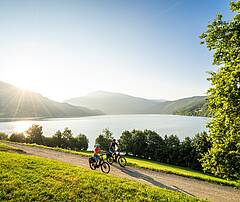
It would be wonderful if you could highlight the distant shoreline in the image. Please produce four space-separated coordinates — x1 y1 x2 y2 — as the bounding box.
0 113 210 123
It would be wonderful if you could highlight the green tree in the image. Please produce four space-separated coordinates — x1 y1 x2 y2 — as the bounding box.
74 134 89 151
145 130 164 161
193 132 211 158
9 132 26 143
131 130 147 157
52 130 63 147
43 136 55 147
119 130 134 155
95 128 113 151
25 124 44 145
0 132 8 140
164 135 180 164
192 132 212 169
200 1 240 179
61 127 74 149
179 137 195 168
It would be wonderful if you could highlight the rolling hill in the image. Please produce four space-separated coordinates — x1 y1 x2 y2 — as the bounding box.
145 96 210 116
0 81 103 118
65 91 210 117
65 91 163 114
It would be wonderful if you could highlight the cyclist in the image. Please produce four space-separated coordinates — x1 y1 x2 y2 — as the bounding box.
93 144 101 162
109 139 118 154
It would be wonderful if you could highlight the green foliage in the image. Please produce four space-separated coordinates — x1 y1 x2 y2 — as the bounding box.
0 132 8 140
131 130 148 157
0 142 21 152
59 127 74 149
43 128 89 151
193 132 211 159
0 152 203 202
145 130 164 161
179 137 196 168
72 134 89 151
119 130 212 170
8 126 89 151
164 135 180 164
95 128 113 151
200 1 240 180
13 142 92 157
26 124 44 145
175 99 211 117
42 136 55 147
154 96 210 117
9 132 26 143
51 130 64 147
118 130 134 155
11 141 239 188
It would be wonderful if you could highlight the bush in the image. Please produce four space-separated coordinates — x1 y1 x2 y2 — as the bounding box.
73 134 89 151
0 132 8 140
9 132 26 143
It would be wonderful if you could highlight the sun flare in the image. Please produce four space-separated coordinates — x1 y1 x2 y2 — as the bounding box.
13 121 33 133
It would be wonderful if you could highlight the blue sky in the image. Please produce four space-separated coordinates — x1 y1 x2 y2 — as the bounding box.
0 0 233 101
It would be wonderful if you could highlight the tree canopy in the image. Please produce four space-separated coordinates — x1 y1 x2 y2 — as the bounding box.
200 0 240 180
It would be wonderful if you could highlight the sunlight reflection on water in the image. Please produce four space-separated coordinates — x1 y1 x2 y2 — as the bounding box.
0 115 209 149
13 121 34 133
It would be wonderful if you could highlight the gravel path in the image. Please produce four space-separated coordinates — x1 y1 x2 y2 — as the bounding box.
7 143 240 202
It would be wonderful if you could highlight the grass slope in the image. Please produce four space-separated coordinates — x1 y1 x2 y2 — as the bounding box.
126 158 240 188
7 142 92 156
0 142 24 153
0 152 202 202
4 142 239 188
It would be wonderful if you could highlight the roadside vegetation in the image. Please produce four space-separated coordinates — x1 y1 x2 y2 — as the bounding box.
1 115 239 188
0 142 24 153
0 151 203 202
4 141 92 157
126 157 240 188
3 140 239 188
5 125 89 151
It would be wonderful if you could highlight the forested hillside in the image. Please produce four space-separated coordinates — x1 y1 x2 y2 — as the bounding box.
66 92 210 117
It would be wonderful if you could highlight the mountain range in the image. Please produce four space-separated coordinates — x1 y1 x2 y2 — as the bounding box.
0 81 103 118
0 81 209 118
65 91 210 117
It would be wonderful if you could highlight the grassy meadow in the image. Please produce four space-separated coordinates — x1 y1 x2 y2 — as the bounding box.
0 142 24 153
0 149 204 202
5 141 239 188
126 158 240 188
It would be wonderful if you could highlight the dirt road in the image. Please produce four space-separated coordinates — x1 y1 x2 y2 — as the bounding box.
6 143 240 202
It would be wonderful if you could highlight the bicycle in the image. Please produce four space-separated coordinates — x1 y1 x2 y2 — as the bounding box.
88 154 111 173
106 151 127 167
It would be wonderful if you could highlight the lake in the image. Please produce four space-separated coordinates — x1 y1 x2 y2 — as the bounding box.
0 114 209 149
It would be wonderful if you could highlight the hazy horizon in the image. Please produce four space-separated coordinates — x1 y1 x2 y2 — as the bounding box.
0 0 232 101
1 79 206 102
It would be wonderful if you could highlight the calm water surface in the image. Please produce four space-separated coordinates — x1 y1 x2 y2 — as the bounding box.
0 114 209 149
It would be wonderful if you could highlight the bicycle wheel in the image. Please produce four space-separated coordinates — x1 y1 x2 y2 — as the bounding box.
107 156 114 165
118 156 127 167
100 162 110 174
89 158 96 170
